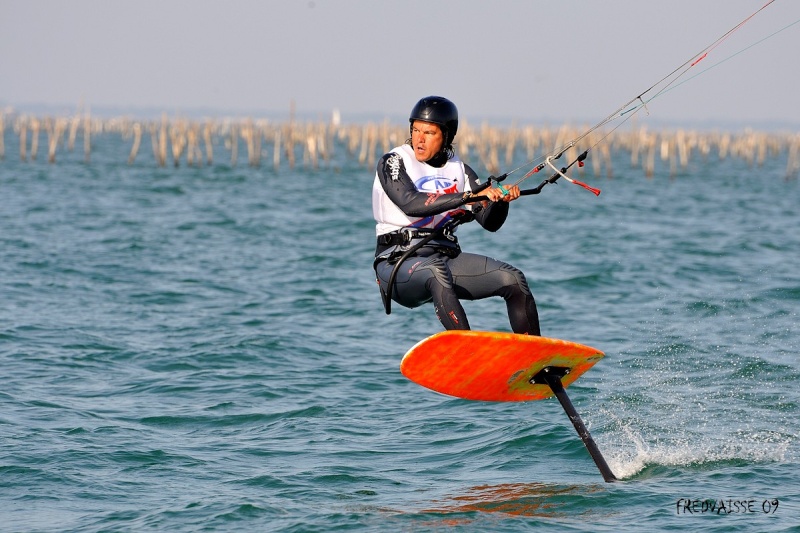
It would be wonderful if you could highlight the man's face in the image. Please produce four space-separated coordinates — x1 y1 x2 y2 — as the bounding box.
410 120 444 162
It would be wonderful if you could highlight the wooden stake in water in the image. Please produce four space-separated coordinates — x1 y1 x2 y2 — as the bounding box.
19 117 30 161
47 118 67 164
83 112 91 163
203 122 213 166
128 123 142 165
30 118 40 161
0 113 5 161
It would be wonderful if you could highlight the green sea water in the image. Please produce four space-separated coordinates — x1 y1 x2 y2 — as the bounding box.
1 128 798 532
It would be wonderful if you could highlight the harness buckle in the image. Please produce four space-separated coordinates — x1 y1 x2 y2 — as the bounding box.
401 227 416 245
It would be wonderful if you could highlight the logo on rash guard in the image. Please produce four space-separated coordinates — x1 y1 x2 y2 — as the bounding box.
415 175 458 194
387 154 402 181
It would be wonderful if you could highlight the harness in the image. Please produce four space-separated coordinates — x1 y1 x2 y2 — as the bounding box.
374 213 474 315
376 227 457 247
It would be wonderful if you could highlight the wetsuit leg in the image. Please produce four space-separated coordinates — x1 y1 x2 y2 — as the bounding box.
446 252 540 335
374 253 470 330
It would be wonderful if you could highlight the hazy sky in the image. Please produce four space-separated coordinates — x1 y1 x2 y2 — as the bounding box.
1 0 798 128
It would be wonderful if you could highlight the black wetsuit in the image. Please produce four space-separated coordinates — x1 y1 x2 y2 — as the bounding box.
373 151 540 335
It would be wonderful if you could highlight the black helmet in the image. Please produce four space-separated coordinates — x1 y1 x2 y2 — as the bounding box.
409 96 458 145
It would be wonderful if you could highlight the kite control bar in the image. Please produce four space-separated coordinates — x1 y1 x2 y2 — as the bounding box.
464 150 600 203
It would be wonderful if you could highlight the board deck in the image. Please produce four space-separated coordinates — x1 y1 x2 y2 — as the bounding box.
400 330 605 402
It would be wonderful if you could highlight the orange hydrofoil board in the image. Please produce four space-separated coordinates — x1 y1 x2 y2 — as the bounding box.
400 330 617 482
400 330 605 402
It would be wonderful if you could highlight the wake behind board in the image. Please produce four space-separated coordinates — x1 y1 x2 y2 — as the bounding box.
400 330 605 402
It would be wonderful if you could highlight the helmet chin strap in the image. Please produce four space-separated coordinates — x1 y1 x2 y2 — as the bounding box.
426 150 450 167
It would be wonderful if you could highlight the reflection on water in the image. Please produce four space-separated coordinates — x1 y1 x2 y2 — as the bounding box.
418 482 609 519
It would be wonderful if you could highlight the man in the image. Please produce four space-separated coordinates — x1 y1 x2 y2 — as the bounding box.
372 96 540 335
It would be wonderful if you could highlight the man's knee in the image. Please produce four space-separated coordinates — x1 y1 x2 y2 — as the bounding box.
499 263 532 296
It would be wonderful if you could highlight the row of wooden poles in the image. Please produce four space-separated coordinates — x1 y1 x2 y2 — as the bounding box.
2 113 799 178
